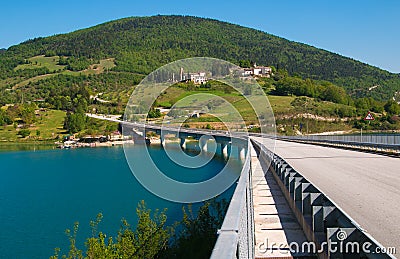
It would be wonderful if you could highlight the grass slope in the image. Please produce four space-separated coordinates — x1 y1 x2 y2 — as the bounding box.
0 109 66 142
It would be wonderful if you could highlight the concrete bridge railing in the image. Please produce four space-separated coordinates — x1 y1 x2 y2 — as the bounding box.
251 138 396 259
210 139 254 259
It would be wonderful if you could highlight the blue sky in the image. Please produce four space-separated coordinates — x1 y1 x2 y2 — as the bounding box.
1 0 399 73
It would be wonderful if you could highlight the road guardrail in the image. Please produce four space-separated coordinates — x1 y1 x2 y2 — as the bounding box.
211 140 254 259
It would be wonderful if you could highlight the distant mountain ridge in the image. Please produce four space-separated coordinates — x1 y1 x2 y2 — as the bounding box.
1 15 399 100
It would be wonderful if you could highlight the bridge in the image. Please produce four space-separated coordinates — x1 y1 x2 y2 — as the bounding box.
89 115 399 258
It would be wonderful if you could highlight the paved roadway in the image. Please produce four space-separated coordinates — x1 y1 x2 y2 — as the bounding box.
86 113 122 122
253 137 400 253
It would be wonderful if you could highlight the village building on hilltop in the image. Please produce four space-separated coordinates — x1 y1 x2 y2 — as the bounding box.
180 68 208 84
240 63 272 78
177 63 272 84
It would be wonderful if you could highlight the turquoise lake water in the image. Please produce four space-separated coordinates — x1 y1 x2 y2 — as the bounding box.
0 144 241 258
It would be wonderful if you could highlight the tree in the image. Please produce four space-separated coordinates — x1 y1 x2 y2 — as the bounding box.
73 96 88 114
18 128 31 138
19 104 36 124
51 201 170 259
164 199 228 259
51 199 230 259
0 109 13 125
321 84 347 104
238 60 251 68
147 108 162 118
131 201 169 258
384 100 400 115
64 112 87 133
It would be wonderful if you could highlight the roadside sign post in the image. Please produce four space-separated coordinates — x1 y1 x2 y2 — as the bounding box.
362 111 375 141
364 111 375 121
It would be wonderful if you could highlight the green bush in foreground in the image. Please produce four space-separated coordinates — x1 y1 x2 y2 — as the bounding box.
50 201 170 259
50 199 228 259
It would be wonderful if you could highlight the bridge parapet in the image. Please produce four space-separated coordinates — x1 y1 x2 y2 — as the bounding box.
264 134 400 156
211 139 254 259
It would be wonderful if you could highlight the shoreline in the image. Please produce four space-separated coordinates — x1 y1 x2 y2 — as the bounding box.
58 137 199 149
2 130 399 152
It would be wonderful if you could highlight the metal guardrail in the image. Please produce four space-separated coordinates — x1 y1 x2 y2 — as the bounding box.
278 135 400 155
299 134 400 145
211 139 254 259
248 133 400 155
251 139 396 259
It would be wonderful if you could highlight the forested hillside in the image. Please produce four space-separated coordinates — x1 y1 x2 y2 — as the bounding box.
1 15 400 141
1 15 399 101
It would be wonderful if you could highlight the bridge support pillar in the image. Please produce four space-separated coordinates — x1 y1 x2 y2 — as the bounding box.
200 138 208 152
131 129 146 144
160 136 166 147
221 142 229 159
180 137 186 149
238 146 246 160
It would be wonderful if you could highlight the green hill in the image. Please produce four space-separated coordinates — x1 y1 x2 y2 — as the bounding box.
1 15 399 101
1 15 400 142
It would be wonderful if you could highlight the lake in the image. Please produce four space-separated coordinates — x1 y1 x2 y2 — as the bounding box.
0 143 241 258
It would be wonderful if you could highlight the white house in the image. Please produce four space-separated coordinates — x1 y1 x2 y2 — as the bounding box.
239 64 272 77
189 72 207 84
180 67 208 84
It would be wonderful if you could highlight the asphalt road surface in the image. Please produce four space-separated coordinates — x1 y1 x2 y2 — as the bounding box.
253 137 400 254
